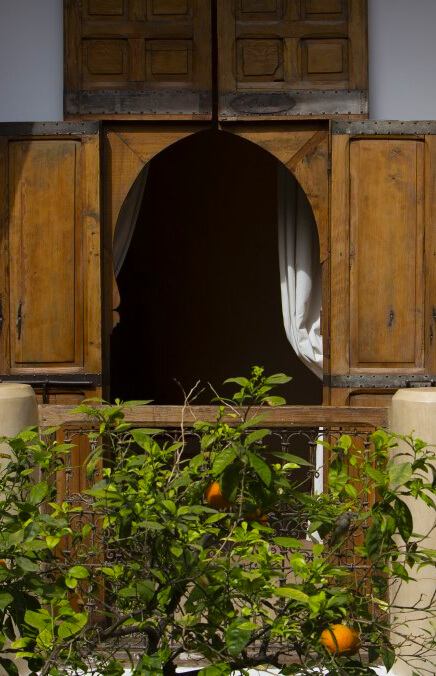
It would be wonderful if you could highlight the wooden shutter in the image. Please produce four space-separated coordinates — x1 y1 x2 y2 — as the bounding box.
0 123 101 398
329 121 436 406
64 0 212 118
218 0 368 119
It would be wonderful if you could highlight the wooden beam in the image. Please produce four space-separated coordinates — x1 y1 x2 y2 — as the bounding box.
39 405 389 429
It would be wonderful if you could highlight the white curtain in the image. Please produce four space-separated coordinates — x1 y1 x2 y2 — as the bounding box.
113 164 150 278
278 165 323 379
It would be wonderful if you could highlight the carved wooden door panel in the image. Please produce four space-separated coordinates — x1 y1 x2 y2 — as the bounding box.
329 121 436 406
0 122 102 401
64 0 212 118
218 0 368 120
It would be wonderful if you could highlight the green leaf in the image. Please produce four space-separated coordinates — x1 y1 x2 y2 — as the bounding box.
395 498 413 543
273 537 301 549
136 580 155 602
46 536 60 549
65 576 77 589
272 451 313 466
264 373 292 385
161 499 176 514
57 612 88 639
264 396 286 406
0 658 18 676
212 447 237 476
25 609 51 632
225 619 252 657
344 483 358 499
131 429 158 450
366 466 386 484
389 462 413 490
16 556 39 572
68 566 89 579
0 592 13 610
272 587 309 603
28 482 49 505
245 429 270 446
381 646 396 671
247 452 271 487
223 377 250 387
137 521 165 531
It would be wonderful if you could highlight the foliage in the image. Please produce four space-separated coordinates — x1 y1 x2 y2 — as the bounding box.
0 367 436 674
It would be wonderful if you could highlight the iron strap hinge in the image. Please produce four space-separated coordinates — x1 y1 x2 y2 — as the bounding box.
324 374 436 389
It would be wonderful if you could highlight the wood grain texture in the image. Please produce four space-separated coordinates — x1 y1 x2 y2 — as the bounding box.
9 140 82 368
222 123 329 259
349 139 424 370
218 0 368 119
64 0 212 118
425 136 436 374
39 404 389 429
82 134 102 375
103 124 208 335
0 126 101 386
0 138 10 376
330 134 350 375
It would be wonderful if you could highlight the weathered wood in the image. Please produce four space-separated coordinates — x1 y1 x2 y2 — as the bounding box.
0 122 99 136
9 140 82 368
38 404 389 429
103 123 210 338
425 136 436 375
330 133 350 376
332 120 436 135
63 0 212 118
0 126 102 390
218 0 368 120
349 138 425 370
222 123 329 260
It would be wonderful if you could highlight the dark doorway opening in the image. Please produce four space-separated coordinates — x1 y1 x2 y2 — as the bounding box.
110 130 322 405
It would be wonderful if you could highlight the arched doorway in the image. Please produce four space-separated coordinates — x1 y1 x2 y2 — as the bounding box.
109 129 323 405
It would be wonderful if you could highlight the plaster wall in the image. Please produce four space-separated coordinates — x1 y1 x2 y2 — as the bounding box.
1 0 436 122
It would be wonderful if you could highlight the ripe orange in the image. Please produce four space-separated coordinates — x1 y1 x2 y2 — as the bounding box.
320 624 361 655
205 481 231 509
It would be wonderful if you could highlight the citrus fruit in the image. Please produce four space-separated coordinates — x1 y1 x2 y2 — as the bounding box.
244 507 268 522
205 481 231 509
0 560 7 570
320 624 361 655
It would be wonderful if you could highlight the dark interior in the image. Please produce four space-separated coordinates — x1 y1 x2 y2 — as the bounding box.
110 129 322 406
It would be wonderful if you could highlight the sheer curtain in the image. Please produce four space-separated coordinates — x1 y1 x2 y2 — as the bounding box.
113 164 150 278
278 165 323 380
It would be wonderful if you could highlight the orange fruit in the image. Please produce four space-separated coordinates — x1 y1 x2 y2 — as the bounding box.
244 507 268 522
205 481 231 509
320 624 361 655
0 560 7 570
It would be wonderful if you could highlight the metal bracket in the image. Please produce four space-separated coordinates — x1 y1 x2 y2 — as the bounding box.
0 374 102 403
324 374 436 389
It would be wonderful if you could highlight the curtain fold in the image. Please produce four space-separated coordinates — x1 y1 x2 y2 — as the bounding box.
278 165 323 379
113 164 150 278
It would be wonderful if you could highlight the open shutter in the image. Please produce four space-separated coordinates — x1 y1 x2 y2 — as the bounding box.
218 0 368 120
329 121 436 406
0 122 102 401
64 0 212 118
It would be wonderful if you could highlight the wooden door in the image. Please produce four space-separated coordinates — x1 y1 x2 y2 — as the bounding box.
329 121 436 406
0 122 102 401
64 0 212 119
218 0 368 120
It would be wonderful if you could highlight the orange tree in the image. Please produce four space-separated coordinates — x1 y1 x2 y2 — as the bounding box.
1 367 436 675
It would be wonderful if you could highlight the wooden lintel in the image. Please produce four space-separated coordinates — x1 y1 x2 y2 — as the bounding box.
38 404 389 429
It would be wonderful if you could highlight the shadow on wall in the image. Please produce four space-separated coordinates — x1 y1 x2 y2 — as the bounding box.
110 130 322 406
